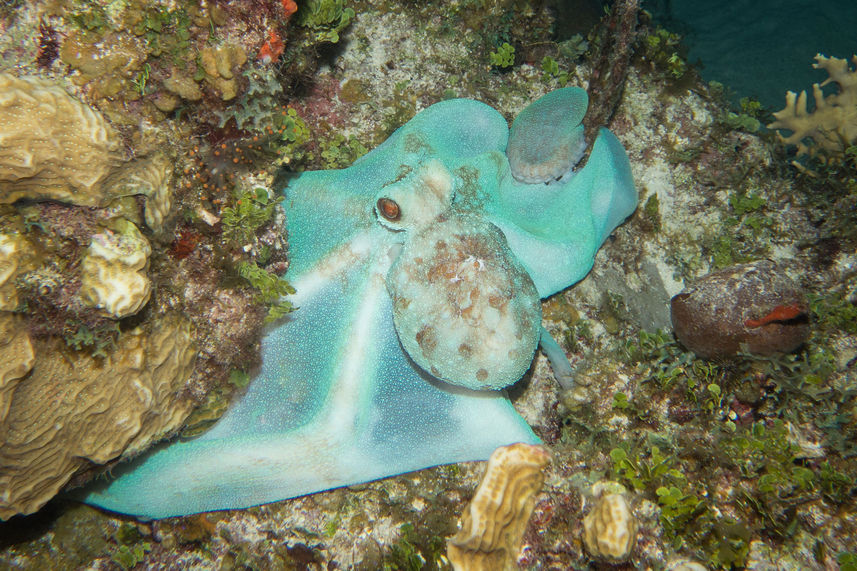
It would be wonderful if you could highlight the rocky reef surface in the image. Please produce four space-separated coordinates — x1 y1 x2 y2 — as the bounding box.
0 0 855 569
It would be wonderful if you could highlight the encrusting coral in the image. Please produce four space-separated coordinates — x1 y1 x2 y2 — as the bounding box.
199 43 248 100
582 487 638 563
768 54 857 161
447 443 551 571
79 219 153 319
0 313 196 519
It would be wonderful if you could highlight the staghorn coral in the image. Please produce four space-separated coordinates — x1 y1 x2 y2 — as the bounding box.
582 488 638 563
0 313 196 520
0 314 35 426
768 54 857 161
447 443 551 571
0 73 125 206
79 219 152 319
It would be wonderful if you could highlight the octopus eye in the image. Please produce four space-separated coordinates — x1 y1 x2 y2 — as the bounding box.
377 197 401 221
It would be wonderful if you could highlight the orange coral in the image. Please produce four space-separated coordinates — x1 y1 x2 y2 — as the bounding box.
258 30 285 64
282 0 298 18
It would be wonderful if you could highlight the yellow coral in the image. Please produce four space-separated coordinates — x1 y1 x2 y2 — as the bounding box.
80 220 152 319
768 54 857 161
0 74 124 205
582 488 638 562
0 233 34 311
0 314 35 426
447 443 551 571
0 313 196 519
199 44 247 100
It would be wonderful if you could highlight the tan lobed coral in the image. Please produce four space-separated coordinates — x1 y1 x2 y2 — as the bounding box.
80 219 152 319
447 443 551 571
0 313 196 519
0 232 34 311
768 54 857 161
199 44 248 100
0 73 125 205
0 314 35 426
582 487 638 563
105 152 175 231
0 74 175 230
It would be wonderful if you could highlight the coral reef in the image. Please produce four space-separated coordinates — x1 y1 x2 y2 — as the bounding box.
768 54 857 161
671 260 810 358
0 0 855 569
582 486 638 563
0 73 174 230
0 313 196 519
447 443 551 571
79 219 152 319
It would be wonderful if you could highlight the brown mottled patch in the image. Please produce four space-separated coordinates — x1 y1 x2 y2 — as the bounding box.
427 260 458 282
458 343 472 358
488 294 507 309
416 324 438 357
476 368 489 382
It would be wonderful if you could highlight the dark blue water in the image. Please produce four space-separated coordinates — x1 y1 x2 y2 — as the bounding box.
647 0 857 109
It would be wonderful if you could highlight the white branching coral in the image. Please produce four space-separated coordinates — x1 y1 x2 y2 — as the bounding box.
768 54 857 161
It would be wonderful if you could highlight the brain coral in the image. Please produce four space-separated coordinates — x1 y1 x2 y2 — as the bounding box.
80 220 152 319
0 74 175 231
0 73 124 205
0 313 196 519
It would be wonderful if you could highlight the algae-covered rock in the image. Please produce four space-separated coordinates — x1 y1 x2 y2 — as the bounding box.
80 219 152 319
0 313 196 520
